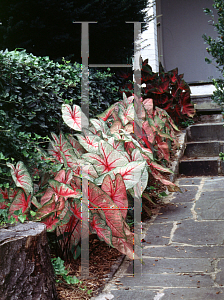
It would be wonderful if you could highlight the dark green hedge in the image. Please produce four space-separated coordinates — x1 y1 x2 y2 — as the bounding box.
0 49 121 162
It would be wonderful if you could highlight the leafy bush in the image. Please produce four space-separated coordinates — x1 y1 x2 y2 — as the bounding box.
0 49 120 163
203 0 224 109
119 59 195 124
0 94 179 261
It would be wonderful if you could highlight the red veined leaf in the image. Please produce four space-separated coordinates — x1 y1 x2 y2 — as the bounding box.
67 134 86 155
157 141 170 161
6 161 33 196
9 189 31 218
112 234 137 260
40 187 57 205
76 129 102 153
168 67 178 83
90 212 113 246
118 103 134 126
62 104 88 131
41 214 60 231
143 98 153 116
95 161 146 190
48 133 78 169
0 188 9 200
148 161 173 174
35 195 57 220
90 118 110 137
88 181 126 239
181 96 196 117
69 200 82 220
97 103 117 121
49 179 81 199
107 137 125 152
54 169 73 185
71 175 82 190
150 168 176 187
110 120 123 134
0 202 7 209
82 140 129 174
101 174 128 220
142 121 155 143
57 215 81 248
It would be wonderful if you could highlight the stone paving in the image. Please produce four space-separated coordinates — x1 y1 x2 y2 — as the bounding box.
92 176 224 300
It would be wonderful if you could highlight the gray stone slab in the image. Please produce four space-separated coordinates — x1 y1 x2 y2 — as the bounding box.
187 123 224 142
172 220 224 245
142 245 224 258
162 288 224 300
109 288 158 299
153 203 193 223
195 191 224 220
215 259 224 285
143 223 173 245
172 186 198 203
178 178 202 185
126 258 213 274
118 273 214 288
185 141 221 158
202 177 224 191
179 159 219 176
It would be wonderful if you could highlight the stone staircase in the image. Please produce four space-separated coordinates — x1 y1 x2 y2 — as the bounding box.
179 88 224 176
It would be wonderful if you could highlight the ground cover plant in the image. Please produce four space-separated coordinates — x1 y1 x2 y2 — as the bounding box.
0 93 179 263
119 59 195 125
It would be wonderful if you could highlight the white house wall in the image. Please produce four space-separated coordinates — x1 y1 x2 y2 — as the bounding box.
159 0 219 83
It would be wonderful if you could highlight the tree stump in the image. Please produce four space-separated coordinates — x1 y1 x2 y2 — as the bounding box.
0 222 58 300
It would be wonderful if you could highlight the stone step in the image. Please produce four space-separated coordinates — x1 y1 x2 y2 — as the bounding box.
184 141 224 158
186 123 224 142
179 157 224 176
191 95 222 113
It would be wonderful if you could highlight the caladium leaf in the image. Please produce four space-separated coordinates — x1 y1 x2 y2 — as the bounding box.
143 98 153 116
157 141 170 161
101 174 128 220
76 129 102 154
90 118 110 137
82 140 129 174
112 234 138 260
9 189 31 218
148 161 173 174
41 214 60 231
7 161 33 196
118 103 134 126
49 179 81 199
88 181 126 239
62 104 88 131
107 137 125 152
48 133 78 169
97 103 117 121
90 212 113 246
110 120 123 134
95 161 146 190
150 168 176 187
142 121 155 144
67 134 86 156
69 199 82 220
54 169 73 185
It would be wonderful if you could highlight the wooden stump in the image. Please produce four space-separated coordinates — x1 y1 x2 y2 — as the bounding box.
0 222 58 300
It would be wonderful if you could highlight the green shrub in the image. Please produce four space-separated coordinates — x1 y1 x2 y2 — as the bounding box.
0 49 120 165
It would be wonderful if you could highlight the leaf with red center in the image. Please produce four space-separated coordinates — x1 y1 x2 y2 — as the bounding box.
101 174 128 220
181 92 195 118
88 181 126 239
90 213 113 246
148 160 173 174
7 161 33 196
9 189 31 217
67 134 86 156
107 137 125 152
48 133 78 169
150 168 176 187
142 121 155 143
118 103 134 126
76 129 102 153
49 179 81 199
110 120 123 134
70 200 82 220
35 195 60 220
54 169 73 185
112 234 136 260
157 141 170 161
95 161 146 190
0 188 9 200
0 202 7 209
82 140 129 175
90 118 110 137
41 214 60 231
62 104 88 132
143 98 154 116
97 103 117 121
